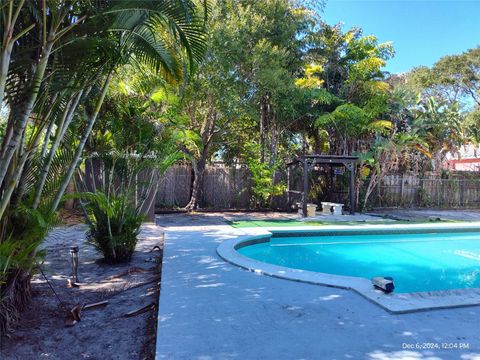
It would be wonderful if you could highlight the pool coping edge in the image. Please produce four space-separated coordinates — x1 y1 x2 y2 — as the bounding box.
217 223 480 314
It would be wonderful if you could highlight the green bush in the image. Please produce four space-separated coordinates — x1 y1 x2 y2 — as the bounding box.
0 206 52 333
244 143 285 208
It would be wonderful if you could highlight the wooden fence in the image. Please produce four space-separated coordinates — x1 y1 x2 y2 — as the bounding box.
155 163 254 209
375 173 480 208
155 164 480 210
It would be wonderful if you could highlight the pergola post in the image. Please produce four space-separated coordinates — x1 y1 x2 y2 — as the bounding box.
287 165 291 205
302 158 308 217
329 165 334 202
349 163 355 214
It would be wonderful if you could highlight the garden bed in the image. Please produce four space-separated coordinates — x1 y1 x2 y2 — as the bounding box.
0 223 163 360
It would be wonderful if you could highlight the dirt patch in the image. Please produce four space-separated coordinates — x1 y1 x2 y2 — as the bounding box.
0 223 164 360
58 208 86 226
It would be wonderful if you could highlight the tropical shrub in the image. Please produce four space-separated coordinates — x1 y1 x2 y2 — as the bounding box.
76 87 182 263
0 0 206 332
0 207 53 333
76 148 174 263
79 192 144 263
244 143 285 208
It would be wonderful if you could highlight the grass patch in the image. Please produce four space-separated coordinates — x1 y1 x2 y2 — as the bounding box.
227 218 460 228
227 219 312 228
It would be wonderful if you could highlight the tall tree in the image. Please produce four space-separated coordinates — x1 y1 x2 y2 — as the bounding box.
406 47 480 108
297 23 395 155
176 0 312 210
411 97 466 171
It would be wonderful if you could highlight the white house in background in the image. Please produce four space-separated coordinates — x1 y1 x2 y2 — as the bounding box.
444 144 480 171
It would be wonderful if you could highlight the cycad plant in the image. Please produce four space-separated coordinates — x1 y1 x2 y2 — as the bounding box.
79 191 144 263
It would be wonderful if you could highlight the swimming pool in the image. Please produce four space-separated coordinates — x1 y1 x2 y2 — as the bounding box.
237 231 480 293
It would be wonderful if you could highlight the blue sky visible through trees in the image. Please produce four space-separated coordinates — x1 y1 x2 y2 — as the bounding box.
322 0 480 74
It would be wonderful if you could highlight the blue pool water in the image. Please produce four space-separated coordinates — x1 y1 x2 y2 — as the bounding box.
238 231 480 293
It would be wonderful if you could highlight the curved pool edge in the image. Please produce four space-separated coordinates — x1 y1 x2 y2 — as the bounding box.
217 227 480 314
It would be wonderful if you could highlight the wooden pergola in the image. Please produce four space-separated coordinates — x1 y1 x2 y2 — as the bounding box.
286 155 359 217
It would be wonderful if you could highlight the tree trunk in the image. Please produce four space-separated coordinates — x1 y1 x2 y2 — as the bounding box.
269 120 279 165
0 269 31 334
362 170 378 212
0 0 28 109
185 159 205 211
184 98 217 211
33 91 82 209
0 40 54 187
259 94 270 163
39 93 59 158
50 71 113 213
0 42 14 109
0 121 44 219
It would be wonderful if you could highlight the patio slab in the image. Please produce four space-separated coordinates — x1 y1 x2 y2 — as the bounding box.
155 213 480 360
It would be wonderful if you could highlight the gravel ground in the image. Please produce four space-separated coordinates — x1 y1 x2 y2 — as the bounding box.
0 223 164 360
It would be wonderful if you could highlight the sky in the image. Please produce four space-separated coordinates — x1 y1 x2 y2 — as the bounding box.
321 0 480 74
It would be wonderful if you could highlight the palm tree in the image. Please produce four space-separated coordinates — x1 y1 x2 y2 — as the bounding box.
0 0 207 333
412 97 466 171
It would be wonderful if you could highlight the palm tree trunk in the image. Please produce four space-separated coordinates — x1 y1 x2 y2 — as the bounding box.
0 147 33 218
50 71 113 212
0 123 45 218
39 93 60 159
0 40 54 187
0 42 14 107
0 0 28 106
33 91 83 209
0 268 31 335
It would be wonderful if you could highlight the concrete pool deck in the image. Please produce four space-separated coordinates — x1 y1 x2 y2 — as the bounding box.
155 213 480 360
